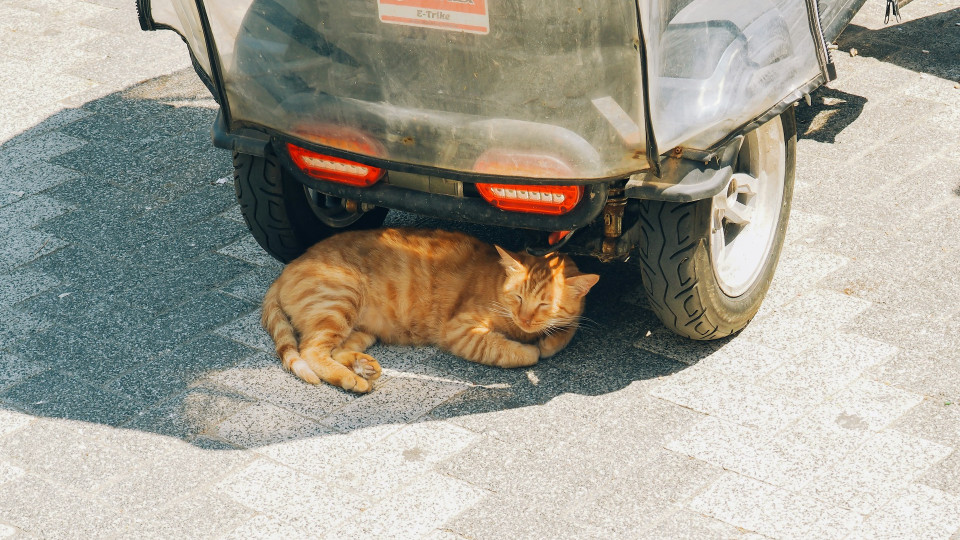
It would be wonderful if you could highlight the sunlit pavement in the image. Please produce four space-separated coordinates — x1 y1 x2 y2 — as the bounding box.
1 1 959 538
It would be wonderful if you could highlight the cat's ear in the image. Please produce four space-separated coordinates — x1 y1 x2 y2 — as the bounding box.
495 245 525 274
566 273 600 298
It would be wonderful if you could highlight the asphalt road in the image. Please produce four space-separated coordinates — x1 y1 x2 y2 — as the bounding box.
1 1 959 538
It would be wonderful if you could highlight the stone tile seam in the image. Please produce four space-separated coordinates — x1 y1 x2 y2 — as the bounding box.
212 455 379 528
114 376 261 434
662 412 945 512
0 368 133 413
66 331 256 398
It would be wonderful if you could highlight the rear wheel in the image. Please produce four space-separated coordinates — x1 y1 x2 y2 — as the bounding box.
636 107 796 339
233 150 388 263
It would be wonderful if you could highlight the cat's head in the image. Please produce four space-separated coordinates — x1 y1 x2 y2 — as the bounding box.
495 246 600 334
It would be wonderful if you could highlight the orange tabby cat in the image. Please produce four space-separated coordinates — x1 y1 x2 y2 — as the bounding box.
262 228 599 393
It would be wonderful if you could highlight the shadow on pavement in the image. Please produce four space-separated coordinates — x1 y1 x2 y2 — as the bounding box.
836 9 960 81
795 87 867 143
0 70 726 447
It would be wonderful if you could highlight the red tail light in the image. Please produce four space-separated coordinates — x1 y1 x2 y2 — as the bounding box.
474 150 582 215
476 184 582 215
287 144 383 187
287 125 384 187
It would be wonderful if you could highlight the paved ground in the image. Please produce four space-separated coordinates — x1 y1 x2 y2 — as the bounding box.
1 1 959 538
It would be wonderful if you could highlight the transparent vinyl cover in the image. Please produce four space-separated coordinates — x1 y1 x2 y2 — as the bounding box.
640 0 823 151
146 0 837 179
150 0 647 180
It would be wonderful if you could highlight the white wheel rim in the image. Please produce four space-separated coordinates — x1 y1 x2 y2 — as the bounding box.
710 116 786 297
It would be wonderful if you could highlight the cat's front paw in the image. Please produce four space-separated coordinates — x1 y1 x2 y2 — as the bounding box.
498 343 540 368
334 350 382 380
537 327 575 359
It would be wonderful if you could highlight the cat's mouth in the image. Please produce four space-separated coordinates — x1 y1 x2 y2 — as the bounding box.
514 318 547 334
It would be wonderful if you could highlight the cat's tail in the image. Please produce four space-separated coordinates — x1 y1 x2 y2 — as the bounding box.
261 281 321 384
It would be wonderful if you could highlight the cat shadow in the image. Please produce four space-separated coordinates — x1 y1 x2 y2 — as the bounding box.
0 68 724 450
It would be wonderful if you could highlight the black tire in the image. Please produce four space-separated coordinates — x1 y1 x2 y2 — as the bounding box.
233 150 388 263
636 108 796 340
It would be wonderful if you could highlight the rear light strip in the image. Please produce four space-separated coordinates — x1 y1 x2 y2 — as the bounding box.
286 143 383 187
476 183 582 215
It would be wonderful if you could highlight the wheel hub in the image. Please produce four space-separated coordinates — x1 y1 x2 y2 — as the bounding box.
709 118 786 297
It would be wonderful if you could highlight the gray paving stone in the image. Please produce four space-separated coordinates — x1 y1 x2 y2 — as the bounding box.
850 483 960 540
651 365 809 432
208 352 357 421
28 244 131 292
641 509 759 540
217 235 284 268
43 173 157 215
0 266 60 306
688 472 862 540
223 515 317 540
6 322 151 385
214 312 273 353
0 131 85 173
346 471 487 540
0 353 46 393
893 397 960 447
758 334 898 402
921 447 960 498
645 335 794 380
107 333 256 405
124 382 256 440
323 374 470 432
827 378 925 431
216 458 369 537
446 490 603 540
126 216 248 268
563 446 723 537
633 327 726 366
0 228 68 273
867 347 960 404
0 408 32 439
0 417 138 493
0 305 52 348
0 371 140 427
144 291 256 341
667 417 844 496
14 285 152 335
218 402 398 478
0 195 74 232
34 202 160 257
219 266 282 303
114 490 255 540
332 420 479 501
738 290 873 354
0 473 127 539
806 429 953 514
756 245 850 318
0 460 25 487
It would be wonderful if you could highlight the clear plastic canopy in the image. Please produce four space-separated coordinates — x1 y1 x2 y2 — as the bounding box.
143 0 849 180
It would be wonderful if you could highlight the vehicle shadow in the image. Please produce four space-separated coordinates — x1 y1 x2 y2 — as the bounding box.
0 68 726 448
794 87 867 143
835 8 960 81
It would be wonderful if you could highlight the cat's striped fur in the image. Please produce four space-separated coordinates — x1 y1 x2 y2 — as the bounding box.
262 228 599 393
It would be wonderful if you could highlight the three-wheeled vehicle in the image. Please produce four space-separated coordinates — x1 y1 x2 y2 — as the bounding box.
137 0 874 339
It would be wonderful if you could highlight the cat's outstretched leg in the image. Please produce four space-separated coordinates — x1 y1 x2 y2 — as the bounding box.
331 330 381 381
443 314 539 368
